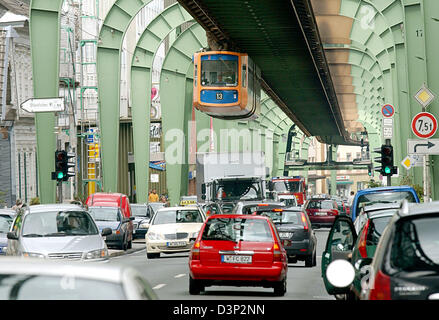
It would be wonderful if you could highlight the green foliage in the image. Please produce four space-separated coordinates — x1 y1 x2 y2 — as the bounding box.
30 197 40 205
400 176 424 202
367 179 383 188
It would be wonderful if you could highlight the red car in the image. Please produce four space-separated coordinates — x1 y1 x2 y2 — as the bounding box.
304 198 339 228
188 214 288 296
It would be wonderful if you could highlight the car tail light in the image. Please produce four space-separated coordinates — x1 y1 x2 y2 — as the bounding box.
273 243 282 262
258 204 269 206
272 208 283 212
358 220 370 258
116 230 120 235
191 242 200 261
306 210 313 216
206 210 211 217
301 212 309 231
369 270 391 300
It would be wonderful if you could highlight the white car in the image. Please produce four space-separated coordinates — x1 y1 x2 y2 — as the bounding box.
145 206 206 259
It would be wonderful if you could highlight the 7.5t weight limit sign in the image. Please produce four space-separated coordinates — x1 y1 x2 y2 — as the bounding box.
411 112 438 139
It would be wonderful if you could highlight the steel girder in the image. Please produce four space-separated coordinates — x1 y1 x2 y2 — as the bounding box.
29 0 64 203
96 0 153 193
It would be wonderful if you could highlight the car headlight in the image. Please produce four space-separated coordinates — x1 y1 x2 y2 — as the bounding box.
85 248 108 260
139 222 150 229
147 232 164 240
22 252 45 258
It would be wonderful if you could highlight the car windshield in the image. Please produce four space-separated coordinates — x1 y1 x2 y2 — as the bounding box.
152 210 203 225
0 215 13 233
0 275 125 300
259 211 301 224
21 211 98 237
307 200 334 210
131 206 148 217
356 191 416 215
200 54 238 87
279 198 297 207
272 180 302 193
88 207 121 222
389 216 439 274
214 179 263 202
148 203 166 214
201 218 273 242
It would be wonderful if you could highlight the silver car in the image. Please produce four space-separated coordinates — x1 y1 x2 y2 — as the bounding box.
6 204 112 261
0 257 158 300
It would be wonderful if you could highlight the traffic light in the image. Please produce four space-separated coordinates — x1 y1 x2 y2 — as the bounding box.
373 144 397 176
52 150 75 182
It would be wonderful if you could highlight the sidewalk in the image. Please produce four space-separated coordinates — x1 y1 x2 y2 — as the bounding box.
108 239 145 258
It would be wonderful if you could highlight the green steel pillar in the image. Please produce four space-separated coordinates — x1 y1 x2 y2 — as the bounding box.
30 0 63 204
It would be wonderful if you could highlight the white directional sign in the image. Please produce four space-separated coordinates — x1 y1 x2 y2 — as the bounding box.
407 139 439 155
20 97 65 113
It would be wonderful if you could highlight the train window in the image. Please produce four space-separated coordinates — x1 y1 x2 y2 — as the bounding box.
242 64 247 88
194 64 197 86
201 55 238 87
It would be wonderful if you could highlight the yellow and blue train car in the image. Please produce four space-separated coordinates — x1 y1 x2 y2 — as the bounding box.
193 51 261 120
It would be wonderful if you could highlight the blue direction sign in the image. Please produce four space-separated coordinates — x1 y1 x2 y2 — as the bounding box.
382 104 395 118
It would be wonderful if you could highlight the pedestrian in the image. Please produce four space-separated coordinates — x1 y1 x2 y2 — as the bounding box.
348 191 355 207
148 189 159 202
12 199 22 211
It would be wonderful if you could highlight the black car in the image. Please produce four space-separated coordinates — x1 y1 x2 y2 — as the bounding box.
131 204 154 239
363 201 439 300
324 201 439 300
254 207 317 267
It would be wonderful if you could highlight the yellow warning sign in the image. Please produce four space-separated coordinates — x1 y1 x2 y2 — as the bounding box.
401 156 412 170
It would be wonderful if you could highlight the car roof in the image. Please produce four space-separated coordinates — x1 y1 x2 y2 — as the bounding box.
363 202 401 211
400 201 439 217
131 203 147 207
242 201 285 206
207 214 271 220
26 204 84 213
157 206 200 211
357 186 415 195
0 257 125 283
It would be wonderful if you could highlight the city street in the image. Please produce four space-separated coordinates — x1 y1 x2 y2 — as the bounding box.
108 230 332 300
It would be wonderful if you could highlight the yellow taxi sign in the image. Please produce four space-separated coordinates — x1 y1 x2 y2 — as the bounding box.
180 200 197 206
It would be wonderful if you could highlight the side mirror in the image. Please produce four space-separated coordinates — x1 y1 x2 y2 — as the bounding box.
101 228 112 237
7 232 19 240
326 259 355 288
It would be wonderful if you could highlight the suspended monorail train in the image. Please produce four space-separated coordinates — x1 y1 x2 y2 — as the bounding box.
192 51 261 120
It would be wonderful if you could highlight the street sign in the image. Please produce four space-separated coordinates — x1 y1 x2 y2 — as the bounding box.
20 97 65 113
414 84 435 108
411 112 438 139
382 118 393 139
381 104 395 117
407 139 439 155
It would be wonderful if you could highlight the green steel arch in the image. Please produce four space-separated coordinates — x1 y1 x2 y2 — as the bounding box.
129 3 195 203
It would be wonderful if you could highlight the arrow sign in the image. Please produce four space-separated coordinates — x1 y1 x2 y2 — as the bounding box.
408 139 439 155
20 97 65 113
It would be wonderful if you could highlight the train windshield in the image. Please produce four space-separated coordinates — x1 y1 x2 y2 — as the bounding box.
272 180 302 193
200 54 238 87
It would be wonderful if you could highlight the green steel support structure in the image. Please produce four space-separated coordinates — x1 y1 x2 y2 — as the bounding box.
29 0 63 204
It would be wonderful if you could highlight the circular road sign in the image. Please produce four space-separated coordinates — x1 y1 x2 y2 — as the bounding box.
381 104 395 117
411 112 438 139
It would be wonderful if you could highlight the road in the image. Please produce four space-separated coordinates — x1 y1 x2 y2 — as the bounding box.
108 229 333 300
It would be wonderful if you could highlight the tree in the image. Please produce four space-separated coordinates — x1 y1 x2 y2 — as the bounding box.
367 179 382 188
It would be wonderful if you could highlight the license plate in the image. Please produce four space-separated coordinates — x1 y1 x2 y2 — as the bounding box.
221 255 252 264
279 232 293 238
216 92 223 100
167 241 186 247
316 212 327 216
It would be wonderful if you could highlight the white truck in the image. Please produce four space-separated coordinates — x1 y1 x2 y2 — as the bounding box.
196 152 269 204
